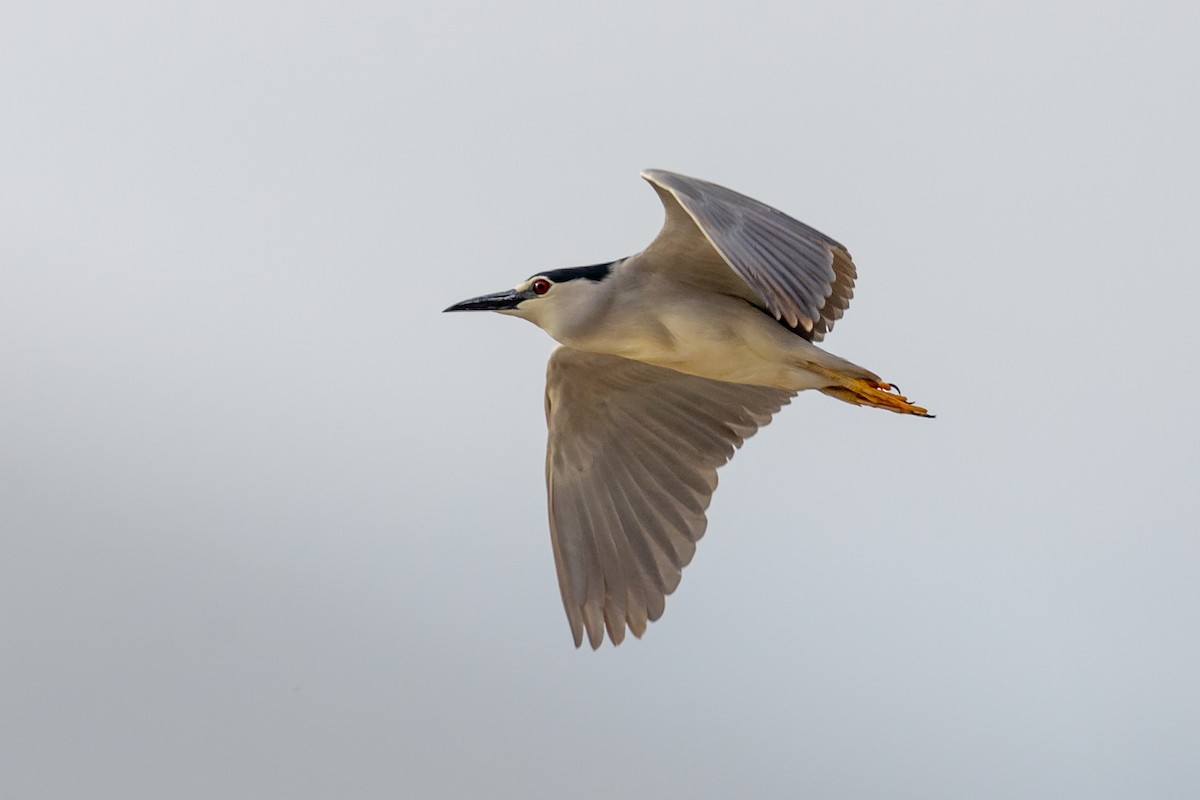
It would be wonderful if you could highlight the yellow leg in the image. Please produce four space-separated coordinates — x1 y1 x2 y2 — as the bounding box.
820 378 933 417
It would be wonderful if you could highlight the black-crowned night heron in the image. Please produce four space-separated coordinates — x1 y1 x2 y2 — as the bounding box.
446 169 931 648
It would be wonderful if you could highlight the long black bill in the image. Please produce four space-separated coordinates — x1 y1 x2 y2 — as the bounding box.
443 289 525 313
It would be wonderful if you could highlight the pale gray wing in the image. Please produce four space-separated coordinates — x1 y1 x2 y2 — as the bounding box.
544 347 794 648
637 168 856 341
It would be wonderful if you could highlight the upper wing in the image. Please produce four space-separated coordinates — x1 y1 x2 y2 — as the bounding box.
544 347 793 648
636 169 856 342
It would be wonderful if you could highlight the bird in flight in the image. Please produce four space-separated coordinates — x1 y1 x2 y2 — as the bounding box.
446 169 931 648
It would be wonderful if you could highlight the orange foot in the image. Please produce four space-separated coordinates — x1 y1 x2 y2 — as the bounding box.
821 379 934 417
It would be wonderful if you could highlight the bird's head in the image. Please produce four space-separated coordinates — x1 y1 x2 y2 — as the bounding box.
443 262 615 340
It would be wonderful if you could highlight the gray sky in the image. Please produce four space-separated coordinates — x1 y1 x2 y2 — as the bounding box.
2 2 1198 797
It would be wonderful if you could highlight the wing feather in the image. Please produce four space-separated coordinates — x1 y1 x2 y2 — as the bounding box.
545 347 793 648
638 169 856 341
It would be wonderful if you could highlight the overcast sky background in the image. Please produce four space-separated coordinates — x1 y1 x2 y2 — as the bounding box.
3 2 1199 798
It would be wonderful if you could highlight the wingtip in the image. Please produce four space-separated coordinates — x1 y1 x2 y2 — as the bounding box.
640 167 681 186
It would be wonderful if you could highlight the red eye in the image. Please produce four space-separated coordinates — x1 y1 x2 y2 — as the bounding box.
531 278 551 295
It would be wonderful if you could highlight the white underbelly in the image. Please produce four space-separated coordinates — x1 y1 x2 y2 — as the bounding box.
584 300 836 390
